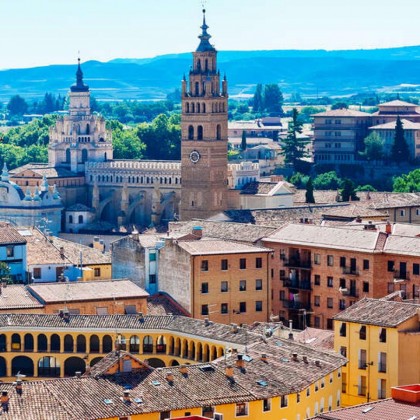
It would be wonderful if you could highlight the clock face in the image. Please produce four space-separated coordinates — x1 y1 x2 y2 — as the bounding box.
189 150 201 163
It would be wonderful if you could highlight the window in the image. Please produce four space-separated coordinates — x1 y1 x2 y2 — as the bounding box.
6 246 14 258
363 259 370 270
378 352 387 373
327 319 333 330
256 257 262 268
201 282 209 294
314 316 321 328
400 209 406 217
235 402 248 416
239 280 246 291
387 260 395 272
339 278 346 288
239 302 246 313
387 282 395 293
263 398 271 412
201 260 209 271
33 267 42 279
413 263 420 276
314 296 320 307
149 274 156 284
340 323 347 337
339 299 346 310
327 298 333 308
221 303 228 314
314 254 321 265
94 268 101 277
149 252 156 261
255 301 263 312
339 257 346 267
221 259 228 271
239 258 246 269
221 281 228 292
314 275 320 285
279 269 286 280
379 328 387 343
315 382 319 392
327 277 333 287
306 388 310 397
340 346 347 357
296 393 300 403
327 255 334 266
358 376 367 396
359 349 367 369
378 379 387 399
78 215 84 224
255 279 262 290
359 326 367 340
160 412 170 420
280 395 288 408
363 282 369 293
201 305 209 316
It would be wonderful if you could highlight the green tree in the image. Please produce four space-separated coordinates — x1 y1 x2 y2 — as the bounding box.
331 102 348 110
313 171 342 190
7 95 28 116
289 172 308 188
359 132 384 161
393 169 420 192
305 177 315 203
109 120 145 160
391 116 409 163
263 84 284 115
355 184 377 192
340 178 359 201
280 108 308 169
0 262 10 284
252 84 264 113
240 131 247 151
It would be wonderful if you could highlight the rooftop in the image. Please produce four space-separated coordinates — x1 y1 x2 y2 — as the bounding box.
177 239 271 256
0 285 43 310
369 118 420 130
27 280 148 304
10 163 81 178
333 297 420 327
313 108 371 117
378 99 419 108
0 223 27 246
147 292 191 317
240 180 294 196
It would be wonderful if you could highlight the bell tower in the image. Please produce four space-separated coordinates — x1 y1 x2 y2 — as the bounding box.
180 9 228 221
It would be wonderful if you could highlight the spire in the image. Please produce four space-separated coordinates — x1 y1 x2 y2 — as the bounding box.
1 163 9 183
71 57 89 92
197 9 215 52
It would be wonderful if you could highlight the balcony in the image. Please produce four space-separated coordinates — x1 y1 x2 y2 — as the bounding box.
342 267 359 276
340 287 359 298
393 270 410 281
281 300 312 311
283 280 312 290
284 258 312 269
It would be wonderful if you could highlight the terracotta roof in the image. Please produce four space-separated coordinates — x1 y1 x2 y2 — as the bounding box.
369 118 420 130
10 163 80 178
0 223 27 245
240 180 294 195
147 292 191 316
177 239 271 255
0 285 43 310
21 228 111 266
333 297 420 327
383 234 420 257
321 204 387 220
28 280 148 304
294 189 341 204
168 220 277 244
309 397 420 420
264 223 384 252
379 99 419 107
312 108 370 117
293 328 335 351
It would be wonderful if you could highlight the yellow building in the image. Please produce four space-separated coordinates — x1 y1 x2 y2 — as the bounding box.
0 313 346 419
334 297 420 406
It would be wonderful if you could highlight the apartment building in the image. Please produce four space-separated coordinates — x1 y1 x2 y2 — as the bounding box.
334 298 420 406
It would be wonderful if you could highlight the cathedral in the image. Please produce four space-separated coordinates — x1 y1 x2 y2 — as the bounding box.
8 10 245 232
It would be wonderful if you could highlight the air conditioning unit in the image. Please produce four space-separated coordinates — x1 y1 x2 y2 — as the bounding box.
214 414 224 420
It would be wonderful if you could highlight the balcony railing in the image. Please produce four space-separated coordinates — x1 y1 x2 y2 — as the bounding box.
393 270 410 281
342 267 359 276
340 288 359 298
281 300 312 311
283 280 312 290
284 258 312 269
358 361 367 369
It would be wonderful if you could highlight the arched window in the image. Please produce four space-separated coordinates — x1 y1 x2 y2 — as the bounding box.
86 124 90 135
188 125 194 140
104 152 107 161
186 102 189 113
82 149 88 163
156 336 166 353
0 335 6 352
197 126 203 140
197 103 200 113
202 103 206 113
69 215 73 224
103 335 113 353
143 336 153 353
205 59 208 71
195 82 199 95
216 124 221 140
50 334 60 352
65 149 71 163
129 336 140 353
78 215 84 224
38 356 60 377
24 334 34 352
197 59 201 70
191 103 195 113
38 334 48 352
76 335 86 353
90 335 100 353
11 334 21 351
64 335 74 352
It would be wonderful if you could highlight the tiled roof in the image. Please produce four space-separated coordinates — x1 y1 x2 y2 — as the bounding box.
21 228 111 266
0 223 27 245
147 292 191 316
240 180 294 195
168 220 277 244
0 285 43 310
177 239 271 255
263 223 384 252
379 99 419 107
312 108 370 117
383 234 420 257
293 328 335 351
10 163 80 178
66 203 94 212
369 118 420 130
321 204 387 220
309 397 420 420
333 297 420 327
28 280 148 304
294 189 341 204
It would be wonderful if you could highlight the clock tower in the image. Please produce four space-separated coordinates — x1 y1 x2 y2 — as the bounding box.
180 9 229 221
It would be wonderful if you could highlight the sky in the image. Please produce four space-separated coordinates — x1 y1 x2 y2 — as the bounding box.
1 0 419 70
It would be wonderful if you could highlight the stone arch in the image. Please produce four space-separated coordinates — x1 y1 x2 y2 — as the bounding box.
174 338 181 357
168 336 175 355
217 347 224 358
188 125 194 140
38 334 48 352
147 358 165 368
129 335 140 353
126 193 146 225
196 342 203 362
38 356 60 377
0 334 6 352
103 335 113 353
24 333 34 352
12 356 34 376
189 341 196 360
203 344 210 362
210 346 217 361
90 335 100 353
90 357 103 367
64 335 74 352
156 336 166 353
76 335 86 353
182 339 188 358
170 359 180 366
64 357 86 377
50 334 60 352
11 333 21 351
0 357 6 376
143 335 153 353
197 125 203 140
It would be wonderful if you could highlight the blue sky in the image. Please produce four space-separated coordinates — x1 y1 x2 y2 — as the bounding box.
1 0 419 70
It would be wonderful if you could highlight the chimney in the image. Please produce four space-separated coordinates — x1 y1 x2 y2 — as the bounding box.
270 175 283 183
288 320 294 340
204 317 210 327
166 372 174 384
385 221 392 235
138 312 144 323
93 236 105 252
315 360 321 367
231 323 238 334
225 365 234 379
236 354 245 370
75 371 82 378
59 246 65 259
292 353 299 362
260 354 268 363
192 226 203 239
179 365 188 377
302 356 308 364
123 390 131 403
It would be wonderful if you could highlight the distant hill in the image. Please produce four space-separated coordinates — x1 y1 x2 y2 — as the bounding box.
1 46 420 102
